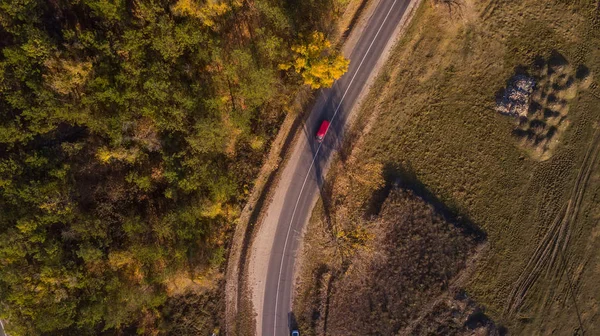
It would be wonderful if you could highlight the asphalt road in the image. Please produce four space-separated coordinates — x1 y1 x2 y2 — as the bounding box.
261 0 412 335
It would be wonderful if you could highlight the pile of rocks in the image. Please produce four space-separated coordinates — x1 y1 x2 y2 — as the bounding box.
496 75 536 117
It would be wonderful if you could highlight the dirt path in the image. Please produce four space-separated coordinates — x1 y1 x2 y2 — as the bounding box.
505 125 600 316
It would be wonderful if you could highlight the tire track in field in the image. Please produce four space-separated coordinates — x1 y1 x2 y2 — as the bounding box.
480 0 501 22
505 125 600 317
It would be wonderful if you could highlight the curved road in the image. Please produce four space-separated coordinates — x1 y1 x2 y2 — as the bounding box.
259 0 414 334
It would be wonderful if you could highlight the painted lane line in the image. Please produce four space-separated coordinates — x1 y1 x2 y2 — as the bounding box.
271 0 399 335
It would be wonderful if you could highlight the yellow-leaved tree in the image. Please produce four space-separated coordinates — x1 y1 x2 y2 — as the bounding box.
43 57 92 95
280 32 349 89
171 0 241 27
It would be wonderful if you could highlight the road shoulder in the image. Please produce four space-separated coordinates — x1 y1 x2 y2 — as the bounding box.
224 1 378 335
290 0 426 309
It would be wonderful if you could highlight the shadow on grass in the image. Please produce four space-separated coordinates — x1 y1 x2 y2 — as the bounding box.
365 162 487 243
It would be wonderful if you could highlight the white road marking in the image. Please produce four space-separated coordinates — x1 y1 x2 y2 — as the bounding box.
271 0 399 335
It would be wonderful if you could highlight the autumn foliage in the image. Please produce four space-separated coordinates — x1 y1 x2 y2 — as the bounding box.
280 32 350 89
0 0 341 334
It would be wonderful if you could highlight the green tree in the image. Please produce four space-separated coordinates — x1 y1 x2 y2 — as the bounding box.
0 0 340 334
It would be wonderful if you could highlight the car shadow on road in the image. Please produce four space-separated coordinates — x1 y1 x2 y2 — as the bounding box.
288 311 298 331
304 103 348 236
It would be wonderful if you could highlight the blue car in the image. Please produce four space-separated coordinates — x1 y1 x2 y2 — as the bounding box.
291 330 299 336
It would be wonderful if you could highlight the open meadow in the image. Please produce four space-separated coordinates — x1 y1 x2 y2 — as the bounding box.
295 0 600 334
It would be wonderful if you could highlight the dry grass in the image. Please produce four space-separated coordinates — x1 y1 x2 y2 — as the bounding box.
508 54 593 161
324 189 480 334
294 187 486 335
295 0 600 334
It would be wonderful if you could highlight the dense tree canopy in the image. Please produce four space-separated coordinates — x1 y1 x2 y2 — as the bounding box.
0 0 346 334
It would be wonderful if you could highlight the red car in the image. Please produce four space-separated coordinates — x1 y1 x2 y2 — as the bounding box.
316 120 330 143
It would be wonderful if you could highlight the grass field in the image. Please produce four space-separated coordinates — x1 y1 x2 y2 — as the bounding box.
295 0 600 334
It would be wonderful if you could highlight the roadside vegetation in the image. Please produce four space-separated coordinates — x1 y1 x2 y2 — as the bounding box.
0 0 352 334
295 187 491 334
295 0 600 334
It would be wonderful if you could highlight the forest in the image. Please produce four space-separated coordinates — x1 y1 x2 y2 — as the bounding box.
0 0 347 334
